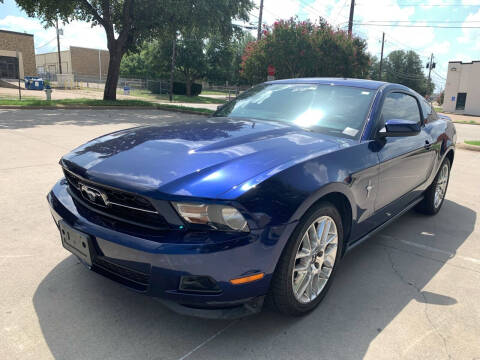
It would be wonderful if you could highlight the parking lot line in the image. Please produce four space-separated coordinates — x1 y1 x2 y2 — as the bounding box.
176 320 239 360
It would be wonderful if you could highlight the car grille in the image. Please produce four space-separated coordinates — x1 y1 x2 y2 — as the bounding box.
63 168 168 230
93 256 150 292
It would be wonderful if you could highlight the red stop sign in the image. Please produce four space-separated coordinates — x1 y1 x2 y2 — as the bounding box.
267 65 276 76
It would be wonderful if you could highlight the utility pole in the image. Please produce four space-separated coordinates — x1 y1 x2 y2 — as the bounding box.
169 34 177 102
257 0 264 40
379 32 385 81
348 0 355 38
55 18 63 74
427 53 434 82
427 53 435 96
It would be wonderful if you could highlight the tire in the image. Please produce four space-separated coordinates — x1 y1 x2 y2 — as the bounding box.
269 202 344 316
416 158 451 215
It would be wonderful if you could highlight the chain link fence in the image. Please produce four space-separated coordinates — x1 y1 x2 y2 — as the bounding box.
29 71 250 99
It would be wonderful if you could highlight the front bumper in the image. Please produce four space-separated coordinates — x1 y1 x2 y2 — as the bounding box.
48 179 297 318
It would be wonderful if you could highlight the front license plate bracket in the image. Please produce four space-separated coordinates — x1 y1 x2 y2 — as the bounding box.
59 220 93 267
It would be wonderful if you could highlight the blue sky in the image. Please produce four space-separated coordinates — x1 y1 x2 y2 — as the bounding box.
1 0 479 90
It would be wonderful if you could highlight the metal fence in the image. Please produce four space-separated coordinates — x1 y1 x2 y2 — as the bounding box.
32 71 249 98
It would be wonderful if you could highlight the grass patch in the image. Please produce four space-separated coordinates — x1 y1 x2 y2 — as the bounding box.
131 89 226 104
0 97 214 115
453 120 480 125
155 103 213 115
434 106 443 113
201 90 229 96
465 140 480 146
0 98 156 107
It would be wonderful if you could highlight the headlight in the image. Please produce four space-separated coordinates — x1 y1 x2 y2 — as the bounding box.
172 202 249 232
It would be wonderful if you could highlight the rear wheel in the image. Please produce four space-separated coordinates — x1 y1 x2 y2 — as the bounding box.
269 202 344 316
416 158 451 215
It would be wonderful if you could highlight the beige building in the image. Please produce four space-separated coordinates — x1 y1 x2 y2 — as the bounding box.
443 60 480 116
36 46 109 79
0 29 36 78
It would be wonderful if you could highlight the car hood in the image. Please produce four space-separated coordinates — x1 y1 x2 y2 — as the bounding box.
61 117 355 199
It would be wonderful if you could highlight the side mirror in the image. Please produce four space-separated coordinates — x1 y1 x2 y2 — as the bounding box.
216 104 225 111
378 119 421 137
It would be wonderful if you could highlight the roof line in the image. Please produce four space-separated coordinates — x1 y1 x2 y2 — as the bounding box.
0 29 34 37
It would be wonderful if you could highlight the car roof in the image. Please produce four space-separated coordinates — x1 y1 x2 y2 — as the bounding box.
265 77 388 90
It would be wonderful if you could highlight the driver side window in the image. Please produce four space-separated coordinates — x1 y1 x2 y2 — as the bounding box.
380 92 421 128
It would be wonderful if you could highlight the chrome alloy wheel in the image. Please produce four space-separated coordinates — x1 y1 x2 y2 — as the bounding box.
434 164 449 209
292 216 338 304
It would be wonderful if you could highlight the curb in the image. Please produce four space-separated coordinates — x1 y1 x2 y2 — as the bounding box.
457 143 480 152
0 104 212 116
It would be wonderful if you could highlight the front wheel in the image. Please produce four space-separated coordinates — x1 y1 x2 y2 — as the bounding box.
269 202 344 316
416 158 451 215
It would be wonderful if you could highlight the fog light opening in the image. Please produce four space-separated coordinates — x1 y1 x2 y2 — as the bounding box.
179 275 221 294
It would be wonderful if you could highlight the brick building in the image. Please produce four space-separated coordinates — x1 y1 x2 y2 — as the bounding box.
443 60 480 116
0 29 36 78
36 46 109 79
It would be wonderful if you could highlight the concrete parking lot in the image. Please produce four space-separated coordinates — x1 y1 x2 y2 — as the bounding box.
0 109 479 360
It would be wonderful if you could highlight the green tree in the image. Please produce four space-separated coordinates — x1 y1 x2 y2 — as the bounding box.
368 56 380 80
240 18 371 84
438 90 444 105
15 0 252 100
383 50 433 95
205 35 234 85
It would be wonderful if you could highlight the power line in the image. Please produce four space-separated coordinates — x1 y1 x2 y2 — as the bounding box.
332 0 349 24
358 20 480 23
35 37 57 50
432 70 447 81
396 1 480 6
357 1 480 6
353 23 480 28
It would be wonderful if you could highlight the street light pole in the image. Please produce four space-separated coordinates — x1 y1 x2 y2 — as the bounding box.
98 49 102 81
16 50 21 100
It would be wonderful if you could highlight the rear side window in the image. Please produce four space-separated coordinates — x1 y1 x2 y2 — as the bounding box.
421 99 432 118
381 92 421 124
421 98 438 123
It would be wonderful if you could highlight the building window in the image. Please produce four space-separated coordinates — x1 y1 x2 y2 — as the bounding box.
456 93 467 111
0 56 19 79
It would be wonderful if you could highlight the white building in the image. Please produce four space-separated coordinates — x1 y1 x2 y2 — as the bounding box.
443 60 480 116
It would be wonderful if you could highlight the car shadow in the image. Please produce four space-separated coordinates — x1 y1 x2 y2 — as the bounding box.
0 109 207 130
33 199 475 359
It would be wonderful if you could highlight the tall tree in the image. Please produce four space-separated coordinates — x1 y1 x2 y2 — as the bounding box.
240 18 371 84
206 35 234 85
383 50 433 95
15 0 252 100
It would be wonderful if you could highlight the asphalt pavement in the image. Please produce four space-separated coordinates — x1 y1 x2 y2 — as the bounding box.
0 109 479 360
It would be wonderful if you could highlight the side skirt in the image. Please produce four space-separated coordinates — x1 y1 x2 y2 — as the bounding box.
345 196 424 252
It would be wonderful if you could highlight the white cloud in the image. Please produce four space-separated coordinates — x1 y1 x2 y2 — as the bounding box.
452 53 473 62
251 0 301 26
457 8 480 50
0 15 107 53
424 40 451 56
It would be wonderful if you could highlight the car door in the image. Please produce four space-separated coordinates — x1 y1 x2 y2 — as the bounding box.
374 91 436 216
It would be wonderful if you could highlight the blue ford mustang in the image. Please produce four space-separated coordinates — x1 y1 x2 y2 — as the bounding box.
48 78 456 318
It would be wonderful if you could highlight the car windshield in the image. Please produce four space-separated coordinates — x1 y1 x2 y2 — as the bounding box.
214 83 376 139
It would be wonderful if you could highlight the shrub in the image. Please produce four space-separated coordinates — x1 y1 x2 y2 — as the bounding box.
173 82 202 96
